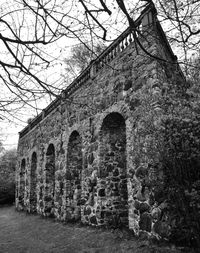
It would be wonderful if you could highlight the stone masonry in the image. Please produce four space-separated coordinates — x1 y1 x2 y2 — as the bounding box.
16 4 185 239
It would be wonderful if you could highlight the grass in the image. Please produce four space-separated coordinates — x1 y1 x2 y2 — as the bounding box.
0 205 195 253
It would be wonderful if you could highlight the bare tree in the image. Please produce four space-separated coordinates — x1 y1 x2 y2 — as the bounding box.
155 0 200 74
0 0 199 123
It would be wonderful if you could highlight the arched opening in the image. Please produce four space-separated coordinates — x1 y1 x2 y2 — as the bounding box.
45 144 55 216
66 131 82 221
30 152 37 212
19 159 26 207
98 112 128 227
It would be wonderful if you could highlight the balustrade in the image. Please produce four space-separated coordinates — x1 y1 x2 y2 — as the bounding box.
19 15 144 138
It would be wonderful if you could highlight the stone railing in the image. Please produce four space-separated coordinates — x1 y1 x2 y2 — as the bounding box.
19 4 154 139
94 28 134 74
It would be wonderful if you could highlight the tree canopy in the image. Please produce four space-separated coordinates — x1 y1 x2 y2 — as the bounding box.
63 42 107 81
0 148 17 204
0 141 5 155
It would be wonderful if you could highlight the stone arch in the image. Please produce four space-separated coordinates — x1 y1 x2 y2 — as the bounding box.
66 130 82 221
95 105 130 136
30 152 37 212
98 112 128 227
44 143 56 216
19 158 26 207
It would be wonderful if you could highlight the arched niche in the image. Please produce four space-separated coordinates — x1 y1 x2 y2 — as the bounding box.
30 152 37 212
45 143 55 216
66 131 82 221
98 112 128 227
19 158 26 207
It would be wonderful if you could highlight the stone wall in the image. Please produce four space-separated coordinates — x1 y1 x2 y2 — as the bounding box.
16 5 185 240
30 152 37 212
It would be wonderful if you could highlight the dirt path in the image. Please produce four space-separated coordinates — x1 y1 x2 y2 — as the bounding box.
0 205 185 253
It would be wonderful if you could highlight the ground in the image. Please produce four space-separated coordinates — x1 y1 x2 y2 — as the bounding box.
0 205 193 253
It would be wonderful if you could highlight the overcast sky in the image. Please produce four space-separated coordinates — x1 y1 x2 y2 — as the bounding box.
1 0 196 150
0 0 134 150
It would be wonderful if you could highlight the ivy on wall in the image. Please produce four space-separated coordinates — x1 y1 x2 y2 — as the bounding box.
160 81 200 247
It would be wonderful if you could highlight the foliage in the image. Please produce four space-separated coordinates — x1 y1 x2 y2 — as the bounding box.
0 142 5 156
187 52 200 93
159 77 200 247
0 149 17 204
63 42 107 81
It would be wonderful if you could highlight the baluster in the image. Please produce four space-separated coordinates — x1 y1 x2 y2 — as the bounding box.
108 51 112 61
108 50 112 61
100 60 103 68
94 63 97 74
102 60 104 68
121 40 124 50
103 54 106 64
117 43 120 53
110 48 114 59
96 61 99 72
105 54 108 63
107 52 110 62
110 50 112 60
114 46 117 56
125 36 128 47
129 33 133 43
101 58 104 67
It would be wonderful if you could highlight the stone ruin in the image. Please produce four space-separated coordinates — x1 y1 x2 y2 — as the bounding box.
16 4 185 240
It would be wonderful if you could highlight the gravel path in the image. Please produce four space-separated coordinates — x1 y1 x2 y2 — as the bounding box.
0 205 185 253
